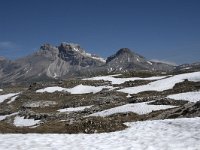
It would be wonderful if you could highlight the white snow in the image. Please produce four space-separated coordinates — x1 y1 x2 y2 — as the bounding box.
83 74 167 84
0 93 20 103
58 105 93 113
88 101 175 117
167 91 200 102
84 52 106 63
7 95 19 104
0 117 200 150
69 43 106 63
118 71 200 94
147 61 153 65
0 112 18 121
13 116 41 127
73 47 79 52
36 86 66 93
66 84 113 94
36 85 113 94
126 94 131 98
0 89 3 92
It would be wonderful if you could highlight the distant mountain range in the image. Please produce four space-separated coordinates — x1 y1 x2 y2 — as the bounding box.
0 42 198 84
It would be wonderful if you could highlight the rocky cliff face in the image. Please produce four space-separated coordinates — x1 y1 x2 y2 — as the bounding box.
0 43 106 84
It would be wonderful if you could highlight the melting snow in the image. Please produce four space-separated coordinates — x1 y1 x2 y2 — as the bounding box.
118 71 200 94
7 95 19 104
0 93 20 103
167 91 200 102
58 105 93 113
66 84 113 94
0 117 199 150
83 74 167 84
36 86 66 93
13 116 40 127
88 101 176 117
36 84 113 94
0 112 18 121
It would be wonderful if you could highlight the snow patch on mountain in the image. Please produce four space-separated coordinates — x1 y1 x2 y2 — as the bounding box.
88 101 176 117
7 95 19 104
118 71 200 94
0 93 20 103
83 74 167 84
36 85 114 94
0 112 18 121
13 116 41 127
167 91 200 102
58 105 93 113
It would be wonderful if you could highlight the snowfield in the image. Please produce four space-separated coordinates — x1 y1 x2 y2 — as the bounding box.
0 117 200 150
36 84 113 94
118 71 200 94
83 74 167 84
88 101 176 117
58 105 93 113
13 116 41 127
167 91 200 102
0 93 20 103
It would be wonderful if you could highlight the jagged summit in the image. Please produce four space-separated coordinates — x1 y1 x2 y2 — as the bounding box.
59 42 84 53
58 42 106 63
115 48 132 55
105 48 151 71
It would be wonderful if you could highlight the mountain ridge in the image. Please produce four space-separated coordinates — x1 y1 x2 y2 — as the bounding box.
0 42 181 84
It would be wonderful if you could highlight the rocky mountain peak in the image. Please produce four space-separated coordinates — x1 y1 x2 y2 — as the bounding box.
116 48 133 55
59 42 84 53
106 48 140 64
40 43 55 50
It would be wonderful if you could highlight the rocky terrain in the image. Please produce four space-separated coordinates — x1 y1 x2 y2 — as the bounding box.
0 42 199 134
0 69 200 133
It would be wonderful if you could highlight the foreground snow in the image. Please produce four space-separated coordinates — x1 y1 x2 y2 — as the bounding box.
83 74 167 84
36 84 113 94
58 105 93 113
0 117 199 150
0 93 20 103
118 71 200 94
13 116 41 127
88 101 176 117
167 91 200 102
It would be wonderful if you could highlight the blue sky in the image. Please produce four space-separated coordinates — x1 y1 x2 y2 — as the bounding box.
0 0 200 64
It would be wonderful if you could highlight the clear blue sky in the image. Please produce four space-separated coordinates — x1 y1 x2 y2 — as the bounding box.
0 0 200 64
